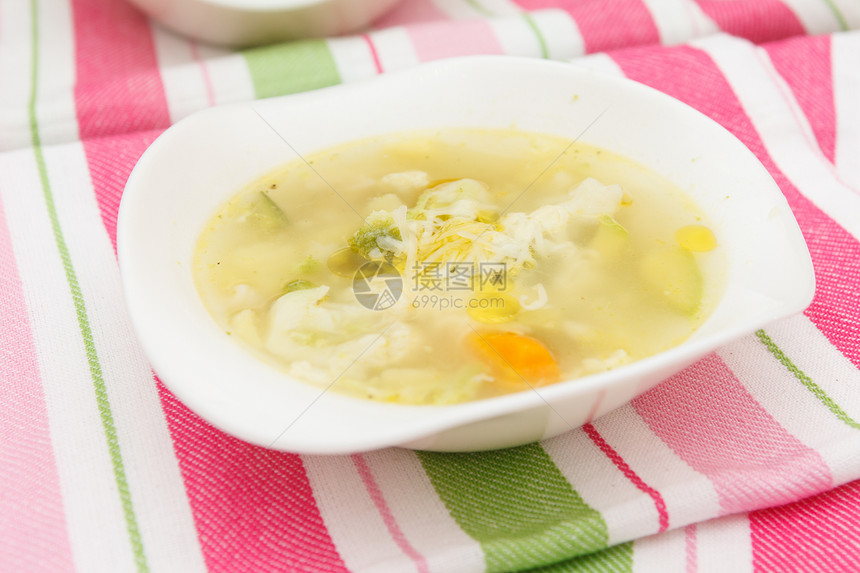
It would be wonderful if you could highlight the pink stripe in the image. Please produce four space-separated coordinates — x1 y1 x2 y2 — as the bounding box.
81 130 164 251
755 48 858 197
583 423 670 532
72 0 171 249
692 0 806 43
159 385 349 573
373 0 448 28
685 524 697 573
72 3 347 570
751 478 860 572
612 43 860 370
362 34 385 74
408 19 505 62
632 354 831 514
764 34 836 164
189 41 217 108
514 0 660 53
352 454 430 573
72 0 171 140
0 197 74 572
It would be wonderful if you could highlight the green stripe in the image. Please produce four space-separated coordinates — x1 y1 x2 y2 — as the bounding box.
525 542 633 573
418 444 609 572
242 39 341 99
523 13 550 60
820 0 849 31
756 329 860 430
28 2 148 571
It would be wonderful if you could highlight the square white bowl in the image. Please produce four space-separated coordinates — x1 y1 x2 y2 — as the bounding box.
118 56 814 454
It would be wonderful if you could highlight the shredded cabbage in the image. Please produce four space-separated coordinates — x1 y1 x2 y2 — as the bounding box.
365 176 625 276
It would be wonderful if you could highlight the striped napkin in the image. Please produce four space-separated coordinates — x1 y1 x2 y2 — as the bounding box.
2 0 859 571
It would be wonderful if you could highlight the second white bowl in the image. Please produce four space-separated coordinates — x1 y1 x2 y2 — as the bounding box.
127 0 404 47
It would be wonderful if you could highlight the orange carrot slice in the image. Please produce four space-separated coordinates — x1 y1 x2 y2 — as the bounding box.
467 331 561 389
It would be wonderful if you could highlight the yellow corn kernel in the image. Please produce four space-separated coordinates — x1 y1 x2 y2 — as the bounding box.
467 293 521 324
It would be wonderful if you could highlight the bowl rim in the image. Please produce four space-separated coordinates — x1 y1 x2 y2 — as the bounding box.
118 55 815 454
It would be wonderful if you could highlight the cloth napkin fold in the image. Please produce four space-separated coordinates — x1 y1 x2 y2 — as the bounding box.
2 0 859 571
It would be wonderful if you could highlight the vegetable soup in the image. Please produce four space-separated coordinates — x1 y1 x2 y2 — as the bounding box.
193 128 723 405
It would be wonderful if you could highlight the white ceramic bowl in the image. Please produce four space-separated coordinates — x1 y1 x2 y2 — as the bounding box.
127 0 403 47
118 56 814 454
